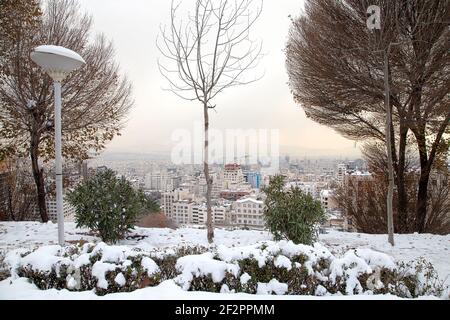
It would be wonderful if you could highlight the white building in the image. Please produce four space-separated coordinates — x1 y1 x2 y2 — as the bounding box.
232 198 265 229
192 203 230 225
172 200 193 224
161 188 194 221
165 200 231 225
212 164 253 199
285 181 320 199
222 164 245 188
34 198 76 222
162 188 265 229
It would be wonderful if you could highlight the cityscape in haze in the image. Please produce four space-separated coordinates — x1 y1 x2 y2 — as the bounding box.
0 0 448 303
82 152 366 230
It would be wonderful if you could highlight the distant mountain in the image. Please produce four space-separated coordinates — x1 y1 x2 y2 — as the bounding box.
96 147 361 163
97 152 171 161
279 145 361 159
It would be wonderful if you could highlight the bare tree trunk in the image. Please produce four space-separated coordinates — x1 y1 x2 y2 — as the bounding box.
203 102 214 243
413 110 449 233
6 181 15 221
416 171 430 233
30 130 48 222
415 133 430 233
384 50 394 246
396 125 408 233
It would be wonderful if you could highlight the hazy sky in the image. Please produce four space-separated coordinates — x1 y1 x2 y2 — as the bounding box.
77 0 361 158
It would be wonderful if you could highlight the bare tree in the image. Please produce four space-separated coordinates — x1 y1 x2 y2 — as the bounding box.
334 143 449 235
0 0 133 221
0 157 37 222
158 0 263 243
425 172 450 235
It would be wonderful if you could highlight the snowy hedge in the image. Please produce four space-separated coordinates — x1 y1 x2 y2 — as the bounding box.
4 241 446 298
173 241 445 297
6 243 161 295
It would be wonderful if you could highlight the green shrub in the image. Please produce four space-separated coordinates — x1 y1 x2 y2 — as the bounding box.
262 175 326 244
67 168 156 243
17 261 71 290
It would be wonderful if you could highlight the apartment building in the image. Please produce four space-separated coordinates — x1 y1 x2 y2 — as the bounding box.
165 200 231 225
33 198 76 222
192 203 230 225
222 164 245 186
145 171 180 192
161 188 193 221
337 163 347 184
232 198 265 228
172 200 193 224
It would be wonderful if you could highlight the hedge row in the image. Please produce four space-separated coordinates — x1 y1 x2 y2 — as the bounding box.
6 241 447 298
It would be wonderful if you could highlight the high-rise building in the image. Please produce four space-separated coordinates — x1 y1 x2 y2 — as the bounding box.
222 164 245 188
244 171 261 189
337 163 347 184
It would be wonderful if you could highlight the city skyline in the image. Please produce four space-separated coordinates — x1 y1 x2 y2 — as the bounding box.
76 0 361 158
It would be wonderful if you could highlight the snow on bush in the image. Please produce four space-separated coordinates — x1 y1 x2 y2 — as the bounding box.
3 240 446 298
0 251 12 281
175 252 239 290
8 242 161 295
274 255 292 270
257 279 288 295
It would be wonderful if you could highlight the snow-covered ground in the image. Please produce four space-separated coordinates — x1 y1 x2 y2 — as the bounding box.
0 221 448 299
320 231 450 287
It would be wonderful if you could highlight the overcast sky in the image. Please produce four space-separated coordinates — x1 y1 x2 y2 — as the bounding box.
76 0 361 158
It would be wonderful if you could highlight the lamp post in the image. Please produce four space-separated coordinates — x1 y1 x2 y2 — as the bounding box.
30 45 85 246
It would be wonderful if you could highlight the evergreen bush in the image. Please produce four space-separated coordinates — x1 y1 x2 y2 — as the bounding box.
67 168 156 243
262 175 326 244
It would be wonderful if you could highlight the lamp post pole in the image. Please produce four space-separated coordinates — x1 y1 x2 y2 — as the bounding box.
53 80 64 246
384 44 394 247
30 45 85 247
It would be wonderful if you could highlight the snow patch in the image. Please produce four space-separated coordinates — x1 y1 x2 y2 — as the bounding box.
240 273 251 285
141 257 159 276
257 279 288 295
274 255 292 270
114 273 126 287
175 253 240 290
92 261 118 289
